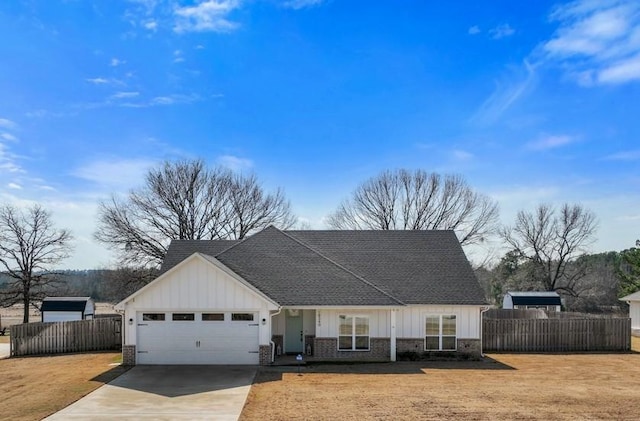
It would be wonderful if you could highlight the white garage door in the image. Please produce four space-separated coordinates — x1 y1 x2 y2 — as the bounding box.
136 311 259 365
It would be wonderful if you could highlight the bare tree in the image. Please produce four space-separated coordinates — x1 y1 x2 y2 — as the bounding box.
0 204 73 323
500 203 598 297
327 169 499 245
221 173 297 239
96 159 297 267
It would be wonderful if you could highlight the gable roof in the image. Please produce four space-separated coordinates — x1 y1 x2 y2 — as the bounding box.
214 227 402 306
116 252 280 310
286 230 484 305
161 227 486 306
160 239 239 274
506 291 561 306
620 290 640 302
41 297 92 313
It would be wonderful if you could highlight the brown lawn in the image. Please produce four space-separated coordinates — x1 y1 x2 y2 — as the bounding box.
0 352 126 421
241 351 640 421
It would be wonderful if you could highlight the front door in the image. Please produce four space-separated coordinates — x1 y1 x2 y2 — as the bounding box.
285 309 303 353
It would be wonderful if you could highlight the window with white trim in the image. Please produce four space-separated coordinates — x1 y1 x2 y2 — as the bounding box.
425 315 457 351
338 315 369 351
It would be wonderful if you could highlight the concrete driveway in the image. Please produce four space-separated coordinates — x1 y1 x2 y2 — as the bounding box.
45 365 257 421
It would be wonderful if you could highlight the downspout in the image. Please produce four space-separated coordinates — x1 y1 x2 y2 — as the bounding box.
270 307 282 363
115 307 126 358
480 306 491 357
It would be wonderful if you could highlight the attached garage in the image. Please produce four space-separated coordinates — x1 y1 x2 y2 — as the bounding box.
136 311 259 364
115 252 278 365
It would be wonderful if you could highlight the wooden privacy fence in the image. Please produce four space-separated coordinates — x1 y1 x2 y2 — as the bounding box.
483 317 631 352
10 317 121 357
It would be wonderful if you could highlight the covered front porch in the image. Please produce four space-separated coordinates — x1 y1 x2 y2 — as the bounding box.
270 307 399 363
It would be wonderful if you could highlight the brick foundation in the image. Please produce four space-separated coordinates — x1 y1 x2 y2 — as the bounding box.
313 337 390 361
396 338 424 353
259 344 272 365
396 338 483 360
457 338 482 358
122 345 136 366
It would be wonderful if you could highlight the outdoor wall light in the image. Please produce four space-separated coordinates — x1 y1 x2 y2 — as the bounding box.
262 318 266 325
128 318 133 325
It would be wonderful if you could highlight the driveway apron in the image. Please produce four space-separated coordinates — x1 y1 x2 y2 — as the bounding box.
45 365 256 421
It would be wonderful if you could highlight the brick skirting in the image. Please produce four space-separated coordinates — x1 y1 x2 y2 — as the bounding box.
396 338 482 359
259 344 272 365
313 337 390 361
122 345 136 366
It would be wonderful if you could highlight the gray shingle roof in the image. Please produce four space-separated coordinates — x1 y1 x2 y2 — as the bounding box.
160 227 487 306
287 230 486 305
160 240 239 274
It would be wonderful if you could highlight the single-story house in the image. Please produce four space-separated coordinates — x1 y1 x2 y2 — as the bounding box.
41 297 95 322
620 291 640 331
115 226 488 365
502 291 562 312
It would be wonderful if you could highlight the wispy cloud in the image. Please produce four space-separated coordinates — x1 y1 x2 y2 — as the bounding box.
85 77 124 86
7 182 22 190
72 158 157 190
217 154 253 171
527 134 577 151
0 142 24 174
603 149 640 161
1 133 19 142
470 60 536 125
174 0 241 33
110 58 126 67
86 77 109 84
143 20 158 31
468 25 481 35
0 118 17 129
109 91 140 99
282 0 325 10
173 49 185 63
489 23 515 39
540 0 640 85
452 149 474 161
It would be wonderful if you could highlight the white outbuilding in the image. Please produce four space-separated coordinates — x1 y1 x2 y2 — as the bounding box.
503 291 562 312
620 291 640 331
41 297 95 322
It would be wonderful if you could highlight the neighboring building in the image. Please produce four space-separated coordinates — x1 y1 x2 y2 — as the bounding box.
620 291 640 331
502 291 562 312
41 297 95 322
115 226 488 366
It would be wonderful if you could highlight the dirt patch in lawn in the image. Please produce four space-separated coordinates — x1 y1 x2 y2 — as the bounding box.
241 353 640 421
0 352 126 421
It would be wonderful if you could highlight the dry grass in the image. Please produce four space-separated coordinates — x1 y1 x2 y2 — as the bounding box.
241 352 640 421
632 335 640 351
0 352 126 421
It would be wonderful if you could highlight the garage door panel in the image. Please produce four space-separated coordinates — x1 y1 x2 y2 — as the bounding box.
137 311 259 365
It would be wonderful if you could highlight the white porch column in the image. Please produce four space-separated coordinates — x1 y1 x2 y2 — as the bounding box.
390 309 397 362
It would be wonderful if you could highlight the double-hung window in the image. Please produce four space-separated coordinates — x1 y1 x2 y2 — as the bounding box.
338 315 369 351
425 315 457 351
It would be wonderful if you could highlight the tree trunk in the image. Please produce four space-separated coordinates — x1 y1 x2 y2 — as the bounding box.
22 294 30 323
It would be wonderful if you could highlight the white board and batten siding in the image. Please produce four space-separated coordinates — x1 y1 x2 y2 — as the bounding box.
119 254 278 364
397 305 481 339
629 302 640 330
316 306 482 339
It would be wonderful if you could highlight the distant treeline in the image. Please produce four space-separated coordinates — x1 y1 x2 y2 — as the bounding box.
0 268 158 304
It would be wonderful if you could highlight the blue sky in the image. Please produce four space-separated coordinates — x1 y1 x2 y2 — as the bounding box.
1 0 639 269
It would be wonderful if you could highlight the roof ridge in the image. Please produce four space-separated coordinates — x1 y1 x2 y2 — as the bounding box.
282 230 406 306
212 227 278 257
